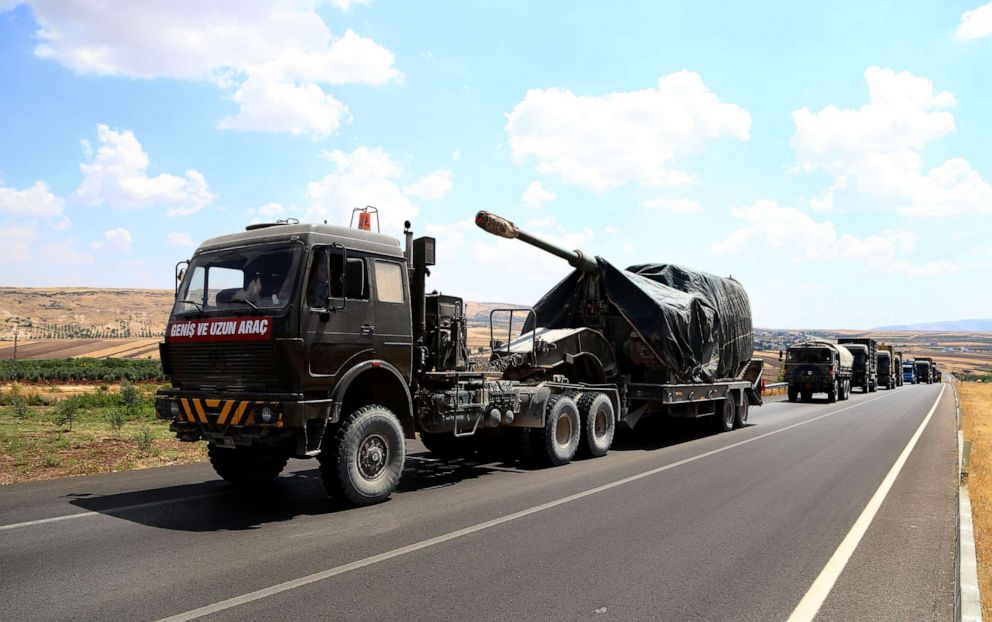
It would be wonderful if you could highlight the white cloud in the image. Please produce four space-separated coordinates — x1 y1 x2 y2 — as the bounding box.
808 176 848 213
791 66 992 218
328 0 371 11
74 124 216 216
521 181 556 208
955 1 992 42
92 227 132 253
218 74 351 138
167 231 193 247
506 71 751 192
623 243 636 253
256 202 286 217
451 150 461 162
0 180 64 217
11 2 401 138
642 198 701 212
305 146 418 232
0 226 39 261
403 169 453 200
712 199 918 267
890 260 958 277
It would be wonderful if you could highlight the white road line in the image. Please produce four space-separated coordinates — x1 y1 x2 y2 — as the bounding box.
155 391 900 622
0 490 231 532
787 384 946 622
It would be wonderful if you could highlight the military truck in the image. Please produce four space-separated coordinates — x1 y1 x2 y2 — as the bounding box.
877 344 897 390
837 338 878 393
893 352 904 386
934 366 943 382
915 358 934 384
903 358 917 384
784 341 853 403
156 210 763 506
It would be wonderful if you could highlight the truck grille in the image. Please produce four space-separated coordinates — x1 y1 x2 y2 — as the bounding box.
166 342 280 390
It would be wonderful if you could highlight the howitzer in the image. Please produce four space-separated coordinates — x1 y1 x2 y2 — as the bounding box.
475 210 598 273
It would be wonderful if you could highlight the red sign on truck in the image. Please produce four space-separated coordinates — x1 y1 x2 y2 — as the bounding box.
166 317 272 343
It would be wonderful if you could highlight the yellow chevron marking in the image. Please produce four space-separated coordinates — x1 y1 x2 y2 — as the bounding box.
230 402 249 426
181 399 196 423
193 399 208 424
245 412 255 426
205 399 221 408
217 401 234 425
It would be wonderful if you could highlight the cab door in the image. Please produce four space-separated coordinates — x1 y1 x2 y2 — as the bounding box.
304 246 375 378
369 257 413 381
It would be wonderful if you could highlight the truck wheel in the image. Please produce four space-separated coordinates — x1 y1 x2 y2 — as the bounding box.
844 380 852 400
714 398 734 432
788 387 798 402
577 393 615 458
869 381 877 393
530 395 580 466
827 381 838 403
734 397 750 428
319 404 405 507
208 443 288 486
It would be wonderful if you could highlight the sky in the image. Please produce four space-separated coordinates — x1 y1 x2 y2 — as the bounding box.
1 0 991 329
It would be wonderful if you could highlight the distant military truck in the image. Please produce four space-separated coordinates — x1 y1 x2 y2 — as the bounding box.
915 358 933 384
877 344 897 390
903 358 917 384
893 352 904 386
784 341 853 403
838 338 878 393
934 366 943 382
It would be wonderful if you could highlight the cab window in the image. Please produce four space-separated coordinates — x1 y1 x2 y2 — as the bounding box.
306 247 368 308
374 260 406 303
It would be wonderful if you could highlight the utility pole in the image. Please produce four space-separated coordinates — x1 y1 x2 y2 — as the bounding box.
13 329 18 363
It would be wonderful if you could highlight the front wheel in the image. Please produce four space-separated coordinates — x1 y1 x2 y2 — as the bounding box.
208 443 288 486
577 393 615 458
319 404 405 507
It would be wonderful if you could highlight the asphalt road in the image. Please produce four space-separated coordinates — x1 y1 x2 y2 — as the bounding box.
0 383 956 621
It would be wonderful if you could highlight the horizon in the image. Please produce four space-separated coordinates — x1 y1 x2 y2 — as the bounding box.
1 2 991 329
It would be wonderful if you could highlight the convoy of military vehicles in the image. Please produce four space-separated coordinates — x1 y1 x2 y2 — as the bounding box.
154 208 945 506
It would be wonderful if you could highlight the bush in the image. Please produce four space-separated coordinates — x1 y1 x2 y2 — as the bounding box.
106 407 127 438
53 397 81 431
134 424 155 453
8 396 30 419
119 381 141 411
0 358 165 383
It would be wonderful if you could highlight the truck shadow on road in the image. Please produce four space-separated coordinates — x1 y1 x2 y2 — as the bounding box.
66 420 736 531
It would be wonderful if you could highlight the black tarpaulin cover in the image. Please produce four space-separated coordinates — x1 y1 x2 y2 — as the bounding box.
526 260 753 383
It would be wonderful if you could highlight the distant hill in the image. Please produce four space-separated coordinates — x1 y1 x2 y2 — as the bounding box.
873 319 992 332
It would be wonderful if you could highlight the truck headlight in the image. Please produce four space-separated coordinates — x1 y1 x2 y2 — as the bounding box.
260 406 276 424
170 401 180 417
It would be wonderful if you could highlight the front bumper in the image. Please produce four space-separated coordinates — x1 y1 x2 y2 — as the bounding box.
155 389 333 443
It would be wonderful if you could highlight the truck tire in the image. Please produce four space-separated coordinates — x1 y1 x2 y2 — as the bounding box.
530 395 580 466
869 381 877 393
208 443 288 486
788 386 798 402
844 380 851 400
734 397 750 428
577 393 615 458
319 404 405 507
827 381 838 403
714 398 735 432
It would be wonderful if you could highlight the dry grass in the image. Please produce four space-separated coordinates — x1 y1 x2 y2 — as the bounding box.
960 381 992 618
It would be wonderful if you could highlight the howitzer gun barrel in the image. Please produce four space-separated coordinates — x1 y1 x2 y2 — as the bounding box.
475 210 598 273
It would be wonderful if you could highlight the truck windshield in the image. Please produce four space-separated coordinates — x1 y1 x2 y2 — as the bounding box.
788 349 830 363
174 244 302 315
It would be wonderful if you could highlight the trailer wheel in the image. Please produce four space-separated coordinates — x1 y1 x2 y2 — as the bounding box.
319 404 405 507
530 395 580 466
714 398 735 432
734 397 750 428
208 443 288 486
577 393 615 458
843 380 851 400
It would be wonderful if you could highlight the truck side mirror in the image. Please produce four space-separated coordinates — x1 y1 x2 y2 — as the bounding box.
327 244 347 311
174 260 189 299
